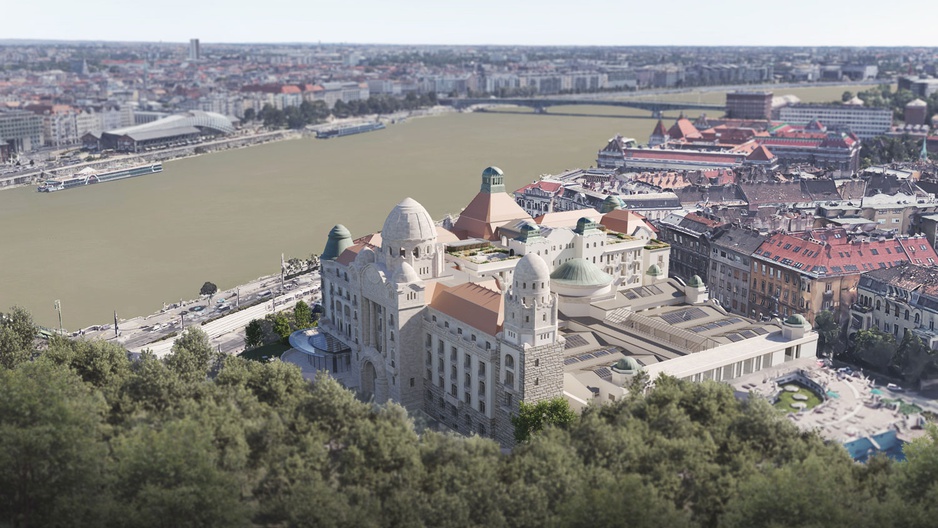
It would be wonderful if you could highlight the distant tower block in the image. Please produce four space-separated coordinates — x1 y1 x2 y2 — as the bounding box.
189 38 201 61
905 99 927 126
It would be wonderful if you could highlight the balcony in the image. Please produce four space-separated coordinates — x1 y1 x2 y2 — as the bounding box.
850 303 873 314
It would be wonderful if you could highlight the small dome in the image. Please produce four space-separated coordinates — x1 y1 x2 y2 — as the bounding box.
785 314 808 326
381 197 436 245
514 253 550 284
647 264 663 276
482 166 504 178
688 275 704 288
550 258 613 287
515 222 541 242
613 357 641 373
574 217 600 234
600 195 624 213
322 224 352 260
392 261 421 284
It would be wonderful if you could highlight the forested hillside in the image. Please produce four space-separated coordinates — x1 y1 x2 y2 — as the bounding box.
2 307 937 528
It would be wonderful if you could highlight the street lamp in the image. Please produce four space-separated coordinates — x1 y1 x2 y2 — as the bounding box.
53 299 63 335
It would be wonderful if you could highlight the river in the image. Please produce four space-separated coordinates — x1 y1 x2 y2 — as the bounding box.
1 108 662 328
0 83 865 328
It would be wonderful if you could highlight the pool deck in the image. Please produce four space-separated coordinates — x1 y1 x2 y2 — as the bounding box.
732 359 929 444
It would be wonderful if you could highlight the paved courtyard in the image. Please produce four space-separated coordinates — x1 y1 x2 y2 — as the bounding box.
732 358 931 444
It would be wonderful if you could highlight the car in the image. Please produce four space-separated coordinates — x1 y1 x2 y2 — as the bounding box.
260 290 272 297
218 304 231 312
216 297 227 304
152 323 162 331
190 306 206 313
886 383 903 392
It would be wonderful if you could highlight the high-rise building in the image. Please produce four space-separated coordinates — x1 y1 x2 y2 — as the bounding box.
725 91 773 120
779 104 892 139
188 38 200 61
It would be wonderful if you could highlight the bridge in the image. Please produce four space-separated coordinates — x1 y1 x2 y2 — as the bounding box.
440 97 725 118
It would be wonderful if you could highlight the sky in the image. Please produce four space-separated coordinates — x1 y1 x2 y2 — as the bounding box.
6 0 938 47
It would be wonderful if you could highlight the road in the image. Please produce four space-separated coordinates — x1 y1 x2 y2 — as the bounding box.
79 270 321 358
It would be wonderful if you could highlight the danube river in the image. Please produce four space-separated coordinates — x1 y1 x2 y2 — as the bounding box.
0 84 865 328
1 108 660 328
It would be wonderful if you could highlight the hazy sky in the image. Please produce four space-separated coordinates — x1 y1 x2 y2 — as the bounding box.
7 0 938 47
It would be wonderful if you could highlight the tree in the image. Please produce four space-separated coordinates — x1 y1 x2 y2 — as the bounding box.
293 301 312 329
0 306 36 369
512 397 576 444
269 312 291 343
814 310 840 357
244 319 264 349
242 108 255 122
0 361 108 526
165 326 218 382
854 326 898 371
842 90 854 102
200 281 218 301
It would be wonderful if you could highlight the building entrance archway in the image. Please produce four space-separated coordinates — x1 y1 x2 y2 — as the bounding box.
361 360 377 402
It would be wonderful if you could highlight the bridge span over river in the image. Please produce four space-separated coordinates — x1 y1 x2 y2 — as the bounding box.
440 97 725 118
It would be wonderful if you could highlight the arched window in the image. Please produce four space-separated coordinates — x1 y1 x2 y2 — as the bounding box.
915 313 921 324
876 300 881 311
505 355 514 369
414 247 420 258
905 309 910 321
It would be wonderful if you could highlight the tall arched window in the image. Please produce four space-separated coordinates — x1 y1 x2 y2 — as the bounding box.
505 355 514 369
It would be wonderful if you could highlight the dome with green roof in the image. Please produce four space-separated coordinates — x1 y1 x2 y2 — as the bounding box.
647 264 663 276
600 195 625 213
322 224 352 260
612 357 641 373
550 258 613 287
688 275 704 288
515 222 542 242
785 314 808 326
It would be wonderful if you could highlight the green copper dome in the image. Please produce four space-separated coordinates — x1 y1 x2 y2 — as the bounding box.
647 264 663 277
612 357 641 373
515 222 542 242
688 275 704 288
600 195 625 213
322 224 352 261
574 217 600 234
786 314 808 326
550 258 613 287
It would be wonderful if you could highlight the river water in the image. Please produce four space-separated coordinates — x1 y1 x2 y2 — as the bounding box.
1 107 664 328
0 82 865 328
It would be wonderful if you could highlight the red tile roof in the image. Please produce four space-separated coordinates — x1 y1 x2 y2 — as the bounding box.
668 118 702 140
430 282 504 335
747 144 777 161
515 180 564 194
753 229 938 277
651 119 668 137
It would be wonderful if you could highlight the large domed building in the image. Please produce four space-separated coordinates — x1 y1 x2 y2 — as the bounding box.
305 167 817 446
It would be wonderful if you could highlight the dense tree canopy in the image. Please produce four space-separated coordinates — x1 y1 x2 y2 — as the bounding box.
2 307 938 527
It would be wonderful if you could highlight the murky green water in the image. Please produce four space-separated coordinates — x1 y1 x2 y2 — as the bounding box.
1 109 663 328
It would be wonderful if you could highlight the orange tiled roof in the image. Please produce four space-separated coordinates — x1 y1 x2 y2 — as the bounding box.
430 282 504 335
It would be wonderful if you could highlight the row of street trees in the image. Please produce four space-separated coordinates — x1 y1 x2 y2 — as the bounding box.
247 93 438 130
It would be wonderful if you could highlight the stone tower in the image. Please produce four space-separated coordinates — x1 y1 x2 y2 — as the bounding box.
495 253 565 446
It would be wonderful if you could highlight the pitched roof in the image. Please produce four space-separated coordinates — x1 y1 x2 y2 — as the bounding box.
534 208 601 228
600 209 653 235
747 144 776 162
753 230 938 277
668 118 702 140
453 191 532 240
430 282 504 335
651 119 668 137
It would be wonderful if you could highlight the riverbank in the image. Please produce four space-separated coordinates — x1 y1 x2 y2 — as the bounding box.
0 106 456 192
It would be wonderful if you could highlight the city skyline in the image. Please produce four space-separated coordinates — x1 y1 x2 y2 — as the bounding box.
7 0 938 47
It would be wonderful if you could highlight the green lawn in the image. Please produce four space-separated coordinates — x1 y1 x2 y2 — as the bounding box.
774 384 823 412
239 341 290 362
